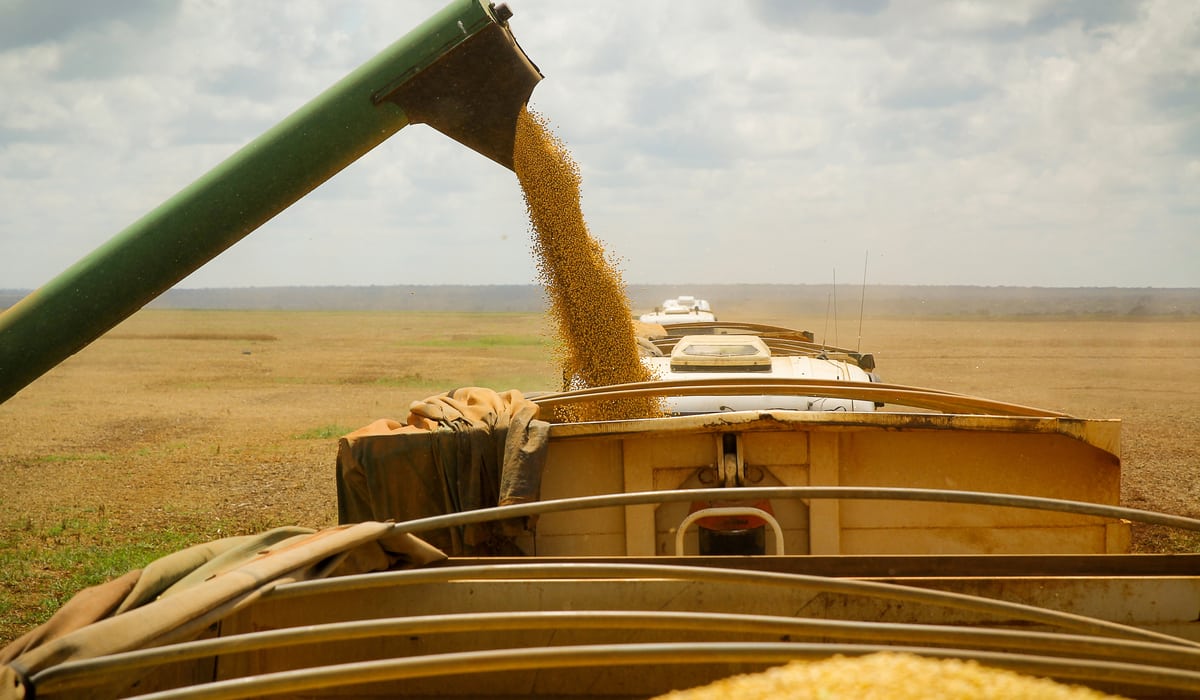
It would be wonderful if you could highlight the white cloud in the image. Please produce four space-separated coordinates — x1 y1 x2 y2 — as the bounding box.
1 0 1197 290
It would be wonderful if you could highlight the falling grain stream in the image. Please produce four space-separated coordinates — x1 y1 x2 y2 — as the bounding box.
513 106 661 421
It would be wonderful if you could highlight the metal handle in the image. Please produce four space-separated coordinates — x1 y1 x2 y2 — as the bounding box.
674 507 785 556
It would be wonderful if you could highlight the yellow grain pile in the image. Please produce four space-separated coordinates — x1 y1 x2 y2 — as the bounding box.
513 106 661 421
653 653 1129 700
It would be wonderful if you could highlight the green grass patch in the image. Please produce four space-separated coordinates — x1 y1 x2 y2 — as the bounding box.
43 515 100 539
403 334 551 349
0 513 213 643
336 373 448 388
31 533 207 621
36 452 114 463
372 373 447 388
293 424 354 440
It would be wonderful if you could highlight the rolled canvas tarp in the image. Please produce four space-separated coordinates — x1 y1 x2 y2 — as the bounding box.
0 522 446 698
337 387 550 555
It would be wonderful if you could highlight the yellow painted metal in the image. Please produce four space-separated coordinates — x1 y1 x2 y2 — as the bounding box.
195 569 1199 698
533 410 1124 557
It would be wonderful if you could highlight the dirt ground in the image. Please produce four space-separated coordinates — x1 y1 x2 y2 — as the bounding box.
1 310 559 532
1 309 1198 644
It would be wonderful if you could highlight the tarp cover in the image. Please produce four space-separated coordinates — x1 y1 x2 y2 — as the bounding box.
0 522 445 699
336 387 550 555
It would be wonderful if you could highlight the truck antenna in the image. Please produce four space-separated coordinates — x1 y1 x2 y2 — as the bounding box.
857 250 869 353
821 269 838 352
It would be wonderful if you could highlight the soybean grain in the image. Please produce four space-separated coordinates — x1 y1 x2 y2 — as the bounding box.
513 106 662 422
654 652 1128 700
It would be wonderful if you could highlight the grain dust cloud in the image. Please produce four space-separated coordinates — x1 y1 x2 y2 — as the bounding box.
513 106 661 422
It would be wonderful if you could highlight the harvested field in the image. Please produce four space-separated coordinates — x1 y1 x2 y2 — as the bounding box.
1 308 1198 645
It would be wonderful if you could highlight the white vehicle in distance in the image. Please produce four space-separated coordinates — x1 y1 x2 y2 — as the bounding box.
638 295 716 325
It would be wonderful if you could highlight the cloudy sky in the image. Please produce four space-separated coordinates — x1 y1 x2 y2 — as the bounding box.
1 0 1197 290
